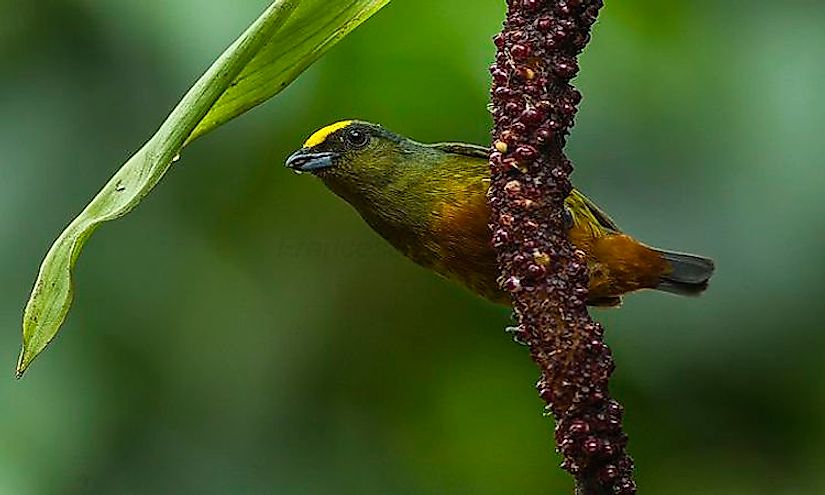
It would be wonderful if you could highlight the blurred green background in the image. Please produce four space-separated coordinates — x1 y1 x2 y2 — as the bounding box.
3 1 825 494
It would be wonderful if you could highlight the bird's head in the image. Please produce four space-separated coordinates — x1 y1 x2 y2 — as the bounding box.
286 120 415 195
287 120 447 250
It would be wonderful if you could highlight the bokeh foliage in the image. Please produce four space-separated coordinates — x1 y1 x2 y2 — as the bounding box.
3 0 825 494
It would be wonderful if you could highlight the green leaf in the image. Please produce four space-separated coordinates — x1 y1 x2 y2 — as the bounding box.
190 0 389 143
17 0 390 378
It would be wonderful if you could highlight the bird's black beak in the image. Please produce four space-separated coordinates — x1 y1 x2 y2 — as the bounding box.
285 149 336 173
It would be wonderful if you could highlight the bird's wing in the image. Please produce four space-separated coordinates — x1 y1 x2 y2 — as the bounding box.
429 141 621 232
428 142 491 159
568 189 621 232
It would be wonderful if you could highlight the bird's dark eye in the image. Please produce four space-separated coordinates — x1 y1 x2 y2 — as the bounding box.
345 128 369 148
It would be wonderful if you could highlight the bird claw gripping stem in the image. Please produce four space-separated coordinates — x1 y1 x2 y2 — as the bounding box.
505 325 530 346
488 0 637 494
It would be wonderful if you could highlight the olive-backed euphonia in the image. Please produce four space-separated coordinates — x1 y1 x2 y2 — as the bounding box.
286 120 715 306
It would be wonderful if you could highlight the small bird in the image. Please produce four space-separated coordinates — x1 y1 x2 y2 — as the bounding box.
285 120 714 306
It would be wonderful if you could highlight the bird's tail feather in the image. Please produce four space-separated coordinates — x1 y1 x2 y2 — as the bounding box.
655 250 715 296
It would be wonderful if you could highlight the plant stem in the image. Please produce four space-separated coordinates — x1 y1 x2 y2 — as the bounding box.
487 0 636 493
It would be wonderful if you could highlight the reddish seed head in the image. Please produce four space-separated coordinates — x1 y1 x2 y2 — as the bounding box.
536 128 553 143
522 83 541 97
552 28 568 42
574 32 591 50
515 145 538 161
521 108 543 124
583 7 600 25
493 229 510 247
553 55 580 78
558 436 576 451
602 465 619 480
504 180 522 195
510 43 531 60
560 459 579 473
602 441 615 457
504 276 522 292
522 0 542 10
617 479 637 495
537 17 553 32
501 130 518 144
569 419 590 435
491 69 508 84
505 102 521 116
568 88 583 104
583 437 601 455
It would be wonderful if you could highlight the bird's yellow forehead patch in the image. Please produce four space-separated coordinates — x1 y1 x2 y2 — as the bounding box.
303 120 354 148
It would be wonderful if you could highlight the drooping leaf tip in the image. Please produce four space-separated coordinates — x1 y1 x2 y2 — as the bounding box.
16 351 29 379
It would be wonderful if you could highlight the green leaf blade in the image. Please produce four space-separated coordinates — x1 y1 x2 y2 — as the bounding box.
189 0 389 142
17 0 390 377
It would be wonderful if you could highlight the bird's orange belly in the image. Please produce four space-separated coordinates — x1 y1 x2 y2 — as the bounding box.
427 200 670 306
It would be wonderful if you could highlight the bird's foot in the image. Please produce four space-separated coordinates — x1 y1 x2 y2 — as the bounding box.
505 325 529 346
